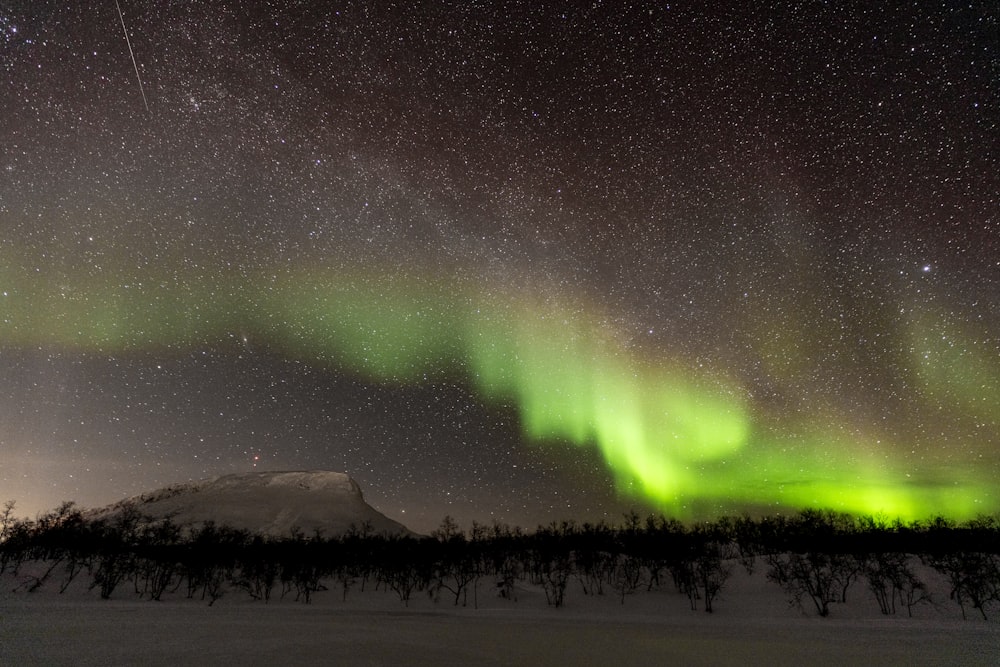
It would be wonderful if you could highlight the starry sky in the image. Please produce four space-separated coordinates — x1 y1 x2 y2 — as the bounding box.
1 1 998 534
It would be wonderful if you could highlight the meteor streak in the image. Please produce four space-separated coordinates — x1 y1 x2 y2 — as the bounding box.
115 0 149 114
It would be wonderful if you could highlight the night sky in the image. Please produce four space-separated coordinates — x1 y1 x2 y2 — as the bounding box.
2 1 997 534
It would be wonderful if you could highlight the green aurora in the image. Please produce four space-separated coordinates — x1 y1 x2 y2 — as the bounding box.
3 254 996 521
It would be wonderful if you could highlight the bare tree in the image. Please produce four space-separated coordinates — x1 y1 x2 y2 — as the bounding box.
863 552 930 616
0 500 16 543
766 551 855 617
134 518 182 600
608 553 643 605
693 539 734 613
377 536 430 607
430 517 479 607
90 503 143 600
925 551 1000 620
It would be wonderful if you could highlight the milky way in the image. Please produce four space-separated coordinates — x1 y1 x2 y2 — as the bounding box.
2 2 997 533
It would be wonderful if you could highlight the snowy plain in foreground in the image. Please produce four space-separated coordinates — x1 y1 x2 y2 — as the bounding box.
2 563 997 666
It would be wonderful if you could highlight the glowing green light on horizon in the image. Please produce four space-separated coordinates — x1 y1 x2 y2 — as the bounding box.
1 255 996 521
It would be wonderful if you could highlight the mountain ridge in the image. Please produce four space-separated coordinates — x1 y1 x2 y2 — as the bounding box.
87 470 413 538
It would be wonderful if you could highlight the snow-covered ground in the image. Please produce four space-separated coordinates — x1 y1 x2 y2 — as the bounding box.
2 564 997 666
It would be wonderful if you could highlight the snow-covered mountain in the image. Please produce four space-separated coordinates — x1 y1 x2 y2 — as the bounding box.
88 471 413 538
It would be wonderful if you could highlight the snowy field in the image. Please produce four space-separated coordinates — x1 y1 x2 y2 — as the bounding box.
2 566 997 666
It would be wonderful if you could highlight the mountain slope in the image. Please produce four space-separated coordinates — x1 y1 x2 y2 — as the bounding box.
89 471 412 538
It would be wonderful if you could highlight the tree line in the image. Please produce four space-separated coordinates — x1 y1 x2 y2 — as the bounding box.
2 500 999 619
